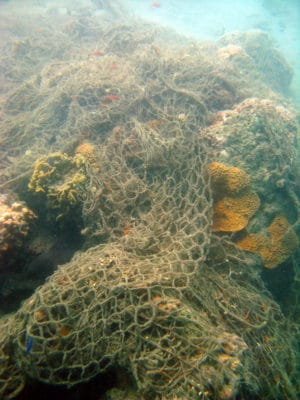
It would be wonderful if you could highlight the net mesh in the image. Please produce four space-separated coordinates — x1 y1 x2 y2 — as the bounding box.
0 10 299 400
1 125 298 399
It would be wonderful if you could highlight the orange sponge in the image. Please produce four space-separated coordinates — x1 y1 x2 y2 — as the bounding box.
208 162 260 232
75 141 96 165
236 215 298 269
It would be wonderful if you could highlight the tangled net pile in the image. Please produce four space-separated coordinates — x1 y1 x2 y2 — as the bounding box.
1 124 297 400
0 6 299 400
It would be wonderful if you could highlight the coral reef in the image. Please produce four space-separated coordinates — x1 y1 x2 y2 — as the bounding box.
0 5 298 400
236 215 298 269
208 162 260 232
205 98 299 232
0 135 297 400
0 194 35 269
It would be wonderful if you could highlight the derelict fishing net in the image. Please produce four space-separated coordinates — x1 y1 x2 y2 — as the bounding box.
0 123 298 400
0 9 299 400
0 18 281 188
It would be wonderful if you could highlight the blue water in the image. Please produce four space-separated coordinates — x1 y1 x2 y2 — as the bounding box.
125 0 300 105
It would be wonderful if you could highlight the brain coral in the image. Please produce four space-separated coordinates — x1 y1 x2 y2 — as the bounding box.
236 215 299 269
208 162 260 232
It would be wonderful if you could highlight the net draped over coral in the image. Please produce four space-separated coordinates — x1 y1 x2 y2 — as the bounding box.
1 125 297 400
0 8 299 400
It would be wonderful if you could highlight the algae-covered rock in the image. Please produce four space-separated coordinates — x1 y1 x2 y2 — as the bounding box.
219 30 293 94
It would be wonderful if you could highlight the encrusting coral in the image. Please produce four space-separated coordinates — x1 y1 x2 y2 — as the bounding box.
236 215 298 269
208 162 260 232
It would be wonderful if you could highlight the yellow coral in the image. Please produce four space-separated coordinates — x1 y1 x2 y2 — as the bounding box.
236 215 299 269
208 162 260 232
28 152 72 193
28 152 89 222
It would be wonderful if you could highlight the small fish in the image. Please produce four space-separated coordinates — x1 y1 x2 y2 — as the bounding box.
105 94 120 101
151 1 161 7
89 48 105 57
25 336 33 354
109 63 118 70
